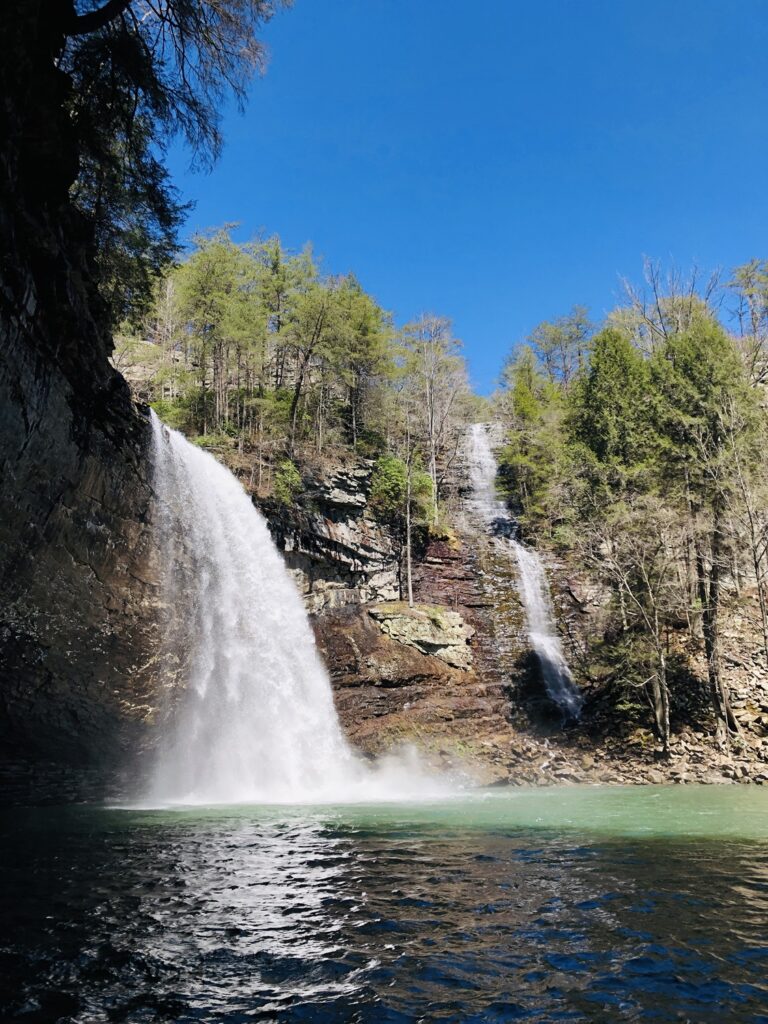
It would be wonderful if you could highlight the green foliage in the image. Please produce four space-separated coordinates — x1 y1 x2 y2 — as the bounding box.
570 328 652 469
502 345 543 423
150 398 191 432
369 455 408 524
139 229 407 452
368 455 433 530
273 460 303 505
411 470 435 519
565 328 656 508
193 432 236 449
354 428 388 459
649 318 755 497
497 345 570 531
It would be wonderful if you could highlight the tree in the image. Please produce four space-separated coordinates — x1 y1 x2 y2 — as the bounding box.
175 230 263 435
612 257 719 354
13 0 286 336
727 258 768 386
578 499 686 752
273 459 302 505
527 305 591 387
399 315 468 524
333 276 393 449
497 345 567 530
650 318 757 742
723 403 768 667
369 454 432 606
570 327 652 479
501 345 544 423
247 236 309 392
285 274 338 452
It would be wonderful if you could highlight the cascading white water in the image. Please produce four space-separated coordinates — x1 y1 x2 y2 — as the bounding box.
146 412 445 805
467 423 582 719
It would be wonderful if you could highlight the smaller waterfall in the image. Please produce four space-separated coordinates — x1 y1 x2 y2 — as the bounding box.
467 423 582 719
511 544 582 718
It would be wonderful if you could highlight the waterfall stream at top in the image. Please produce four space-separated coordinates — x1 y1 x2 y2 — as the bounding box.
144 412 445 805
466 423 582 720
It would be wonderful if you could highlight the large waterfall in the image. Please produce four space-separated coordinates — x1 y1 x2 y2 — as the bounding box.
467 423 582 719
146 413 441 805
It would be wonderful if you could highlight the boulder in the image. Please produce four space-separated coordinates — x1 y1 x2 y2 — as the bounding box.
368 602 475 670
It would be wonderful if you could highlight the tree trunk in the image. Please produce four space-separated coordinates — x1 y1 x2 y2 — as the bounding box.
429 447 438 525
658 643 670 754
696 507 739 742
405 460 414 608
405 414 415 608
288 360 308 454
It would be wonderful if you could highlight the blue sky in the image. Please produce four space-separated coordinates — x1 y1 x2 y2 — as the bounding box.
166 0 768 393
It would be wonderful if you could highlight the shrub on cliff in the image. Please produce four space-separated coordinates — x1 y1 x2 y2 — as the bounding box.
274 460 303 506
368 455 431 528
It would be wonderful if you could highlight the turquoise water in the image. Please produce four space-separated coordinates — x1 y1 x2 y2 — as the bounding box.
126 783 768 838
2 785 768 1022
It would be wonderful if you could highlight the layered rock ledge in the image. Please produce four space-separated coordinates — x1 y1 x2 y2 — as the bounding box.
368 602 475 670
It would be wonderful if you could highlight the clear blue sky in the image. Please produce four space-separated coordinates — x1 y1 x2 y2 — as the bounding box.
166 0 768 393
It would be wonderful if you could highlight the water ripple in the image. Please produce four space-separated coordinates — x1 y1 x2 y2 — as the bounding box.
1 795 768 1022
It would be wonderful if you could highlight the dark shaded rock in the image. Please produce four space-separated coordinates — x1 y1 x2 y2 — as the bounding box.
0 5 162 777
0 322 160 769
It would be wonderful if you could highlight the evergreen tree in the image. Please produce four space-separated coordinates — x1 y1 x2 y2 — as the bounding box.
650 319 758 741
569 327 653 504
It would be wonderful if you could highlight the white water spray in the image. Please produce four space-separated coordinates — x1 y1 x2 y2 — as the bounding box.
467 423 582 719
146 413 446 805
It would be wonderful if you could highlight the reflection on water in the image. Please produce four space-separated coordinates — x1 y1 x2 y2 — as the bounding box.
1 788 768 1022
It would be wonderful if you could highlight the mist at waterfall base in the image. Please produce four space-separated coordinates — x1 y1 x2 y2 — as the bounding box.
146 412 448 806
467 423 583 720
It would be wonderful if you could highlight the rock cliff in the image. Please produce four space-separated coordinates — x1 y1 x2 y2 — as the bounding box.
0 314 163 769
0 5 161 774
260 461 399 613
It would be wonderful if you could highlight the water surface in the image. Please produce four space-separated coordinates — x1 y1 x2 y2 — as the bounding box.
2 785 767 1023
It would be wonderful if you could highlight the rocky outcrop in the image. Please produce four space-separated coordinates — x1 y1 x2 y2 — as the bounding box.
260 462 400 613
313 603 513 783
368 602 475 670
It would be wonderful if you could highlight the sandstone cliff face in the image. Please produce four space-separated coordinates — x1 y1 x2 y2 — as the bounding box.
368 602 475 670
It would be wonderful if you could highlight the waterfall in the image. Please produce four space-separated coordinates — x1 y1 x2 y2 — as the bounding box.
467 423 582 719
145 413 444 805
